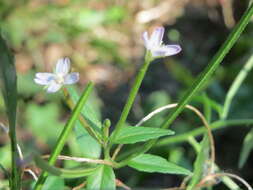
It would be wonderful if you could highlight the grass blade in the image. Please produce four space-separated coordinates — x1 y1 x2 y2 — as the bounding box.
0 32 21 189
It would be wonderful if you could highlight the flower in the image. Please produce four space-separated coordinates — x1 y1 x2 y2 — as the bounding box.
34 58 79 93
142 26 181 58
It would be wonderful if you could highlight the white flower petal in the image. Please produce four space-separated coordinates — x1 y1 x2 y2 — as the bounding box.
142 31 150 49
35 73 55 80
55 57 70 75
46 81 62 93
64 72 79 85
150 27 164 47
34 73 55 85
151 45 181 57
34 78 49 85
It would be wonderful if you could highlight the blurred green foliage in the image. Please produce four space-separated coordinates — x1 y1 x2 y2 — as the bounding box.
25 103 63 144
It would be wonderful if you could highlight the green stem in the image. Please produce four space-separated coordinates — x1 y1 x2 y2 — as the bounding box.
34 82 94 190
116 4 253 166
221 54 253 119
110 52 152 142
116 119 253 165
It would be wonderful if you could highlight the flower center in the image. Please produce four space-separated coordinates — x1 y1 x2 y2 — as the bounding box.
55 74 65 84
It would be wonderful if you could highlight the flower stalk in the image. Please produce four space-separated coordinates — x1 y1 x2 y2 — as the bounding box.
110 52 152 143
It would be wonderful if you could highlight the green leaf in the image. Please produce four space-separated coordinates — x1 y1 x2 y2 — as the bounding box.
186 135 209 190
75 121 101 158
0 32 21 189
239 128 253 168
127 154 191 175
112 126 174 144
0 38 17 124
87 165 116 190
42 176 64 190
66 86 102 158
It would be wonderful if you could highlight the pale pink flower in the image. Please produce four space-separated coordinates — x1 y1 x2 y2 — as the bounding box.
143 27 181 58
34 58 79 93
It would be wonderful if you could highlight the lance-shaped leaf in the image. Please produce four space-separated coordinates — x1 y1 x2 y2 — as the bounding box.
87 165 116 190
34 155 97 178
0 32 21 189
128 154 191 175
112 126 174 144
75 121 101 158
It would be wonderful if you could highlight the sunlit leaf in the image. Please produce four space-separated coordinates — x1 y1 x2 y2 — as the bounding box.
128 154 191 175
75 121 101 158
87 165 116 190
112 126 174 144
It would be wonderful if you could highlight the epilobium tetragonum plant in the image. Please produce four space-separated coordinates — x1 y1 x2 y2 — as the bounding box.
0 4 253 190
